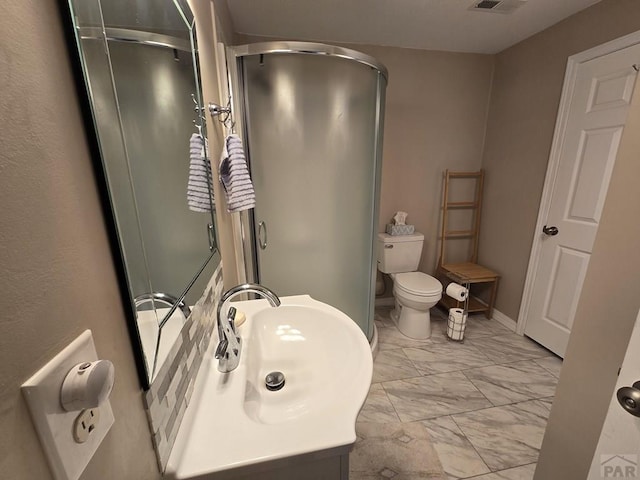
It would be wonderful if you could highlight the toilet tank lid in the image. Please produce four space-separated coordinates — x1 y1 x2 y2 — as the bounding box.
378 232 424 243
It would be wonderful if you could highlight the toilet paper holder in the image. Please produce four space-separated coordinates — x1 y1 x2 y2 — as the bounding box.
446 281 471 342
459 282 470 316
446 282 469 302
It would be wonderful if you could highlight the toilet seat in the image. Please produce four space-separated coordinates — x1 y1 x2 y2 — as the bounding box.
394 272 442 297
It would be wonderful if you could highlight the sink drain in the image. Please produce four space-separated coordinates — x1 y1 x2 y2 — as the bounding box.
265 371 285 391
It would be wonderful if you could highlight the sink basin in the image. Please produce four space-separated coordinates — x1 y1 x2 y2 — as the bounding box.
243 304 369 425
166 295 373 479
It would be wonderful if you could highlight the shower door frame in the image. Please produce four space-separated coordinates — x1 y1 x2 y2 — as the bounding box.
226 42 387 340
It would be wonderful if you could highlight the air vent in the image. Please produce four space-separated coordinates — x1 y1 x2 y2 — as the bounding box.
475 0 500 9
470 0 527 14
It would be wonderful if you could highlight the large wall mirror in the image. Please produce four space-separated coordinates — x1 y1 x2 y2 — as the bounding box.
61 0 220 388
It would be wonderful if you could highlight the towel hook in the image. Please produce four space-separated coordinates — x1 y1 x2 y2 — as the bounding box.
223 111 236 134
192 119 204 138
208 100 232 118
209 96 235 133
190 93 207 139
191 93 205 114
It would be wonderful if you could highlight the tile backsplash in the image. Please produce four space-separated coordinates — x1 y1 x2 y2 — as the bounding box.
143 262 223 470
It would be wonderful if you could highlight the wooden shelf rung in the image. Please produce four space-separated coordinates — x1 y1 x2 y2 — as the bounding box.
444 230 475 238
445 202 477 209
446 171 483 178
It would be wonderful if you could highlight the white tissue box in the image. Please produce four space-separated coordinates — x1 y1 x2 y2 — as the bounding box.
386 224 415 235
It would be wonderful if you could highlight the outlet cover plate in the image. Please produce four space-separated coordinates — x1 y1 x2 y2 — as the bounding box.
22 330 114 480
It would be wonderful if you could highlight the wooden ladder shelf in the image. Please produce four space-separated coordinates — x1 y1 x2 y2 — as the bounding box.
437 169 500 319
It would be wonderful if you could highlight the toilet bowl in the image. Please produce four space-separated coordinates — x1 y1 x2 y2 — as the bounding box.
390 272 442 339
377 232 443 340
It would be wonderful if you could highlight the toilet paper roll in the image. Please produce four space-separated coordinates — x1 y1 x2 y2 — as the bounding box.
446 282 468 301
447 308 468 341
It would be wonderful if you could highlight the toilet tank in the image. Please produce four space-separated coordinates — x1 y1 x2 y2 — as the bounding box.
377 233 425 273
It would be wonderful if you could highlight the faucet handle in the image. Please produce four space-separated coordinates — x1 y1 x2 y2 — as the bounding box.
227 306 237 333
214 338 228 359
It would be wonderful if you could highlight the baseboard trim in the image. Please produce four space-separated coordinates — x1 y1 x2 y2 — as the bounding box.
375 297 395 307
492 309 517 333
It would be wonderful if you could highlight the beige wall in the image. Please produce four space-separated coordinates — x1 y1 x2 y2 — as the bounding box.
232 35 494 283
535 75 640 479
478 0 640 319
354 45 494 276
0 1 160 479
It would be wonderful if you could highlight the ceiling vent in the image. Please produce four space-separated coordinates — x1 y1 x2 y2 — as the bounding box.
470 0 527 14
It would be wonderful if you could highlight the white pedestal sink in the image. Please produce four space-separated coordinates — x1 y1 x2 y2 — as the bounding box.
165 295 373 480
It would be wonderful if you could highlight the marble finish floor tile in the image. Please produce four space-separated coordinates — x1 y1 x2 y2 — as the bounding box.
537 397 554 412
422 416 490 479
375 319 388 331
378 325 446 351
462 317 510 339
465 463 536 480
373 306 556 477
351 422 446 479
467 334 551 364
533 356 563 378
358 384 401 423
462 361 558 406
384 371 493 422
452 400 550 471
429 315 509 341
373 349 421 383
375 306 396 328
430 318 449 339
403 342 495 376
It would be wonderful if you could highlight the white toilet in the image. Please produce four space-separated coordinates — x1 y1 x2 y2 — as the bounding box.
377 233 443 339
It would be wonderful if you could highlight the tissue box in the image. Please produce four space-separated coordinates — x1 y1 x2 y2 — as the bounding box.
386 224 415 235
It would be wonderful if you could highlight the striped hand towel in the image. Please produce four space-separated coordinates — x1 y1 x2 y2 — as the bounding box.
187 133 214 212
219 134 256 212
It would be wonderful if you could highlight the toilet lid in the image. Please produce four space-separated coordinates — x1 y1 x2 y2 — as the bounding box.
395 272 442 296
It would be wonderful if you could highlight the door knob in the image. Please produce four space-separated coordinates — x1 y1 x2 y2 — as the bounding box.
616 381 640 417
542 225 559 236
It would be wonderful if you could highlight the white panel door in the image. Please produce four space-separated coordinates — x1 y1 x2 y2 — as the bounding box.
524 45 640 357
588 310 640 479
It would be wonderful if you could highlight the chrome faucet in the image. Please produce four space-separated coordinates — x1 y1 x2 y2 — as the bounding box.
215 283 281 373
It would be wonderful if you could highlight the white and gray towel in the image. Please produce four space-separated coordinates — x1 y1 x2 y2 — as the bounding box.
187 133 214 212
219 134 255 212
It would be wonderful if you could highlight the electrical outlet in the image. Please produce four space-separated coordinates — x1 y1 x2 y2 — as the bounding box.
22 330 114 480
73 408 100 443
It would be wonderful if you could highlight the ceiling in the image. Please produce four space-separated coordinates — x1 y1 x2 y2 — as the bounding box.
225 0 602 54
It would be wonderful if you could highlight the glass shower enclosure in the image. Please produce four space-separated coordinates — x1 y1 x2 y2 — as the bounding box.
228 42 387 340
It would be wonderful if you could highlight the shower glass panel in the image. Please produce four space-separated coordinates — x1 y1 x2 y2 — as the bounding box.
105 42 212 304
239 49 386 339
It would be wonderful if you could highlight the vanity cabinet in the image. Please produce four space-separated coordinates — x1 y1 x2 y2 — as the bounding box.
196 448 350 480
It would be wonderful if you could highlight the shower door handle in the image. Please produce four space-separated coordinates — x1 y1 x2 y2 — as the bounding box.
258 221 268 250
207 223 215 251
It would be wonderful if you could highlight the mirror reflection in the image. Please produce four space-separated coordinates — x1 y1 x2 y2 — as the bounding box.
67 0 219 385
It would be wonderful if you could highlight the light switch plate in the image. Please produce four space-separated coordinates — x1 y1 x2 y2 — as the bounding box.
22 330 114 480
